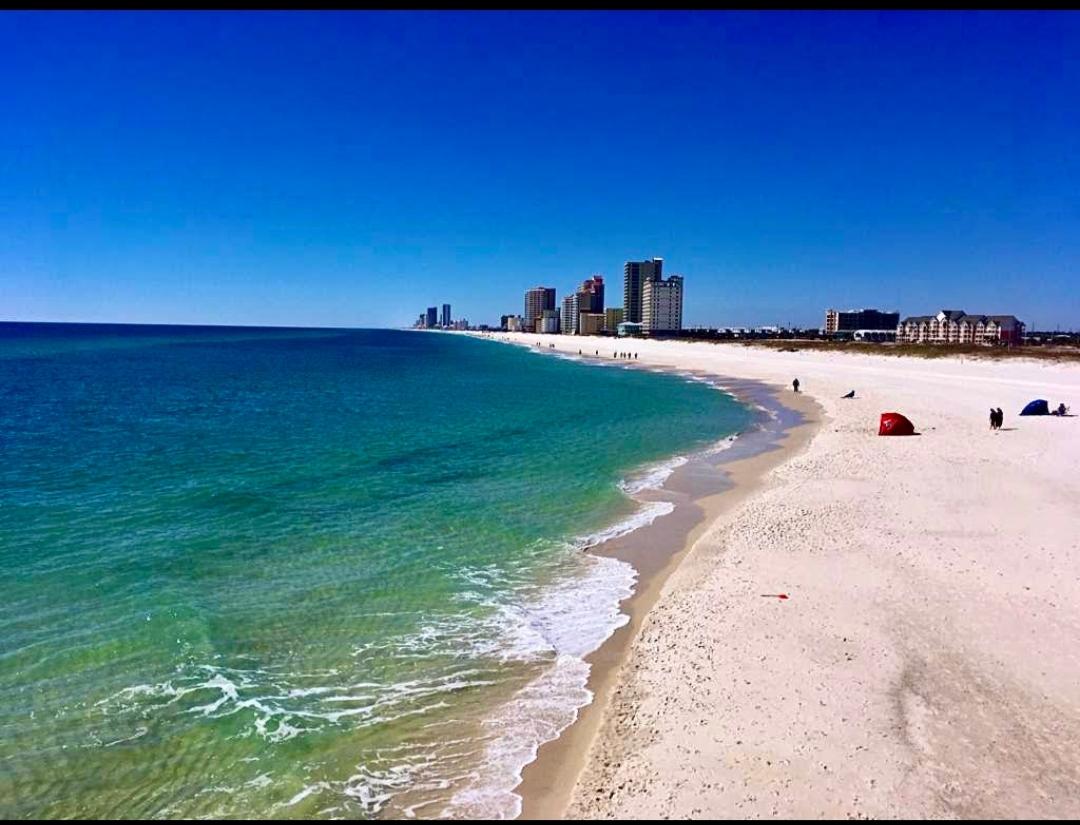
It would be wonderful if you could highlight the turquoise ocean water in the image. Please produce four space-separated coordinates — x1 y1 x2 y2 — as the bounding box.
0 324 752 819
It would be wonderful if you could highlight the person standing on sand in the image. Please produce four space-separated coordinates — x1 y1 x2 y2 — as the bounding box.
990 408 997 430
793 378 800 393
997 408 1004 429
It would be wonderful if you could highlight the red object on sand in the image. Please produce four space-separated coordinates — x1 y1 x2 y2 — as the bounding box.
761 594 789 599
878 412 915 436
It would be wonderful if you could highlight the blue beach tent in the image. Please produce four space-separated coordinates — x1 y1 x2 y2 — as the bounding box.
1020 399 1050 416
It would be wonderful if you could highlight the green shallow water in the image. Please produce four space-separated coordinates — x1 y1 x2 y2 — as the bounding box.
0 324 752 819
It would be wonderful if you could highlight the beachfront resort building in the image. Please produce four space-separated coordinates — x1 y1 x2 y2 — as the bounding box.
576 276 605 317
579 312 605 336
825 308 900 337
524 287 557 331
623 257 663 324
896 310 1025 345
605 307 624 333
441 304 451 328
425 307 438 329
559 277 607 336
642 274 684 333
538 309 561 334
561 293 580 335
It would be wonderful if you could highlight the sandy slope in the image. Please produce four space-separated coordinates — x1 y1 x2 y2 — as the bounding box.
492 334 1080 819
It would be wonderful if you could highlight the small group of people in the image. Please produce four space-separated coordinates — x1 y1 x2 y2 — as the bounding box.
1052 402 1070 416
536 342 638 361
989 407 1005 430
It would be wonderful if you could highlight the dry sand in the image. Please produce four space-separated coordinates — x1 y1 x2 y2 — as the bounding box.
482 333 1080 820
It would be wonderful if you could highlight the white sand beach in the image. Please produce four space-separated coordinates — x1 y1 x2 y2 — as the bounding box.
485 333 1080 819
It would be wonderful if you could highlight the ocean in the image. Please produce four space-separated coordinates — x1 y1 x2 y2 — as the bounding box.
0 324 753 819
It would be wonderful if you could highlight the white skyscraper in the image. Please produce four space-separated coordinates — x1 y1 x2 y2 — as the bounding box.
561 293 580 335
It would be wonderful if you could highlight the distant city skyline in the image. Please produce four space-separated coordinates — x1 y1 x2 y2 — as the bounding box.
3 12 1079 330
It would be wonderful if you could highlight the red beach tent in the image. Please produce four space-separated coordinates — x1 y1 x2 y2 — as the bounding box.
878 412 915 436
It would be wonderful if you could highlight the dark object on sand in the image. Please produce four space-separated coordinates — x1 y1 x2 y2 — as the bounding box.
760 594 789 600
792 378 800 393
879 412 916 436
1052 403 1069 416
1020 399 1050 416
842 390 855 399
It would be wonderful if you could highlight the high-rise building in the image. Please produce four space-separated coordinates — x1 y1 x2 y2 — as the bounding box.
576 276 604 316
441 304 451 328
623 258 663 323
561 293 580 335
642 275 683 332
524 287 557 328
426 307 438 329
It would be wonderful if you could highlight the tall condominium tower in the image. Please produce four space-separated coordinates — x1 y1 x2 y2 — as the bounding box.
642 275 684 332
524 287 557 329
623 258 663 323
561 293 580 335
440 304 451 328
426 307 438 329
576 276 605 315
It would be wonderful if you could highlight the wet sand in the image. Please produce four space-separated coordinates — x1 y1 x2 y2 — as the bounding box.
516 374 819 820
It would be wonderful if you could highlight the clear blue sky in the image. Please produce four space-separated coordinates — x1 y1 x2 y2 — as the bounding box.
3 11 1078 330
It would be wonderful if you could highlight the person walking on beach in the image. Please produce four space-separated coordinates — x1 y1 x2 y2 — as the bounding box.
792 378 800 393
990 408 997 430
996 407 1004 429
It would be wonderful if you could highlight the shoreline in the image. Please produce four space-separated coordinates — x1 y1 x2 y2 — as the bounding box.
470 331 1080 820
519 379 819 820
464 332 822 819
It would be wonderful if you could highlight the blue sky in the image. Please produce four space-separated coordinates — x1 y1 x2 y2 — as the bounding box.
3 11 1078 330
